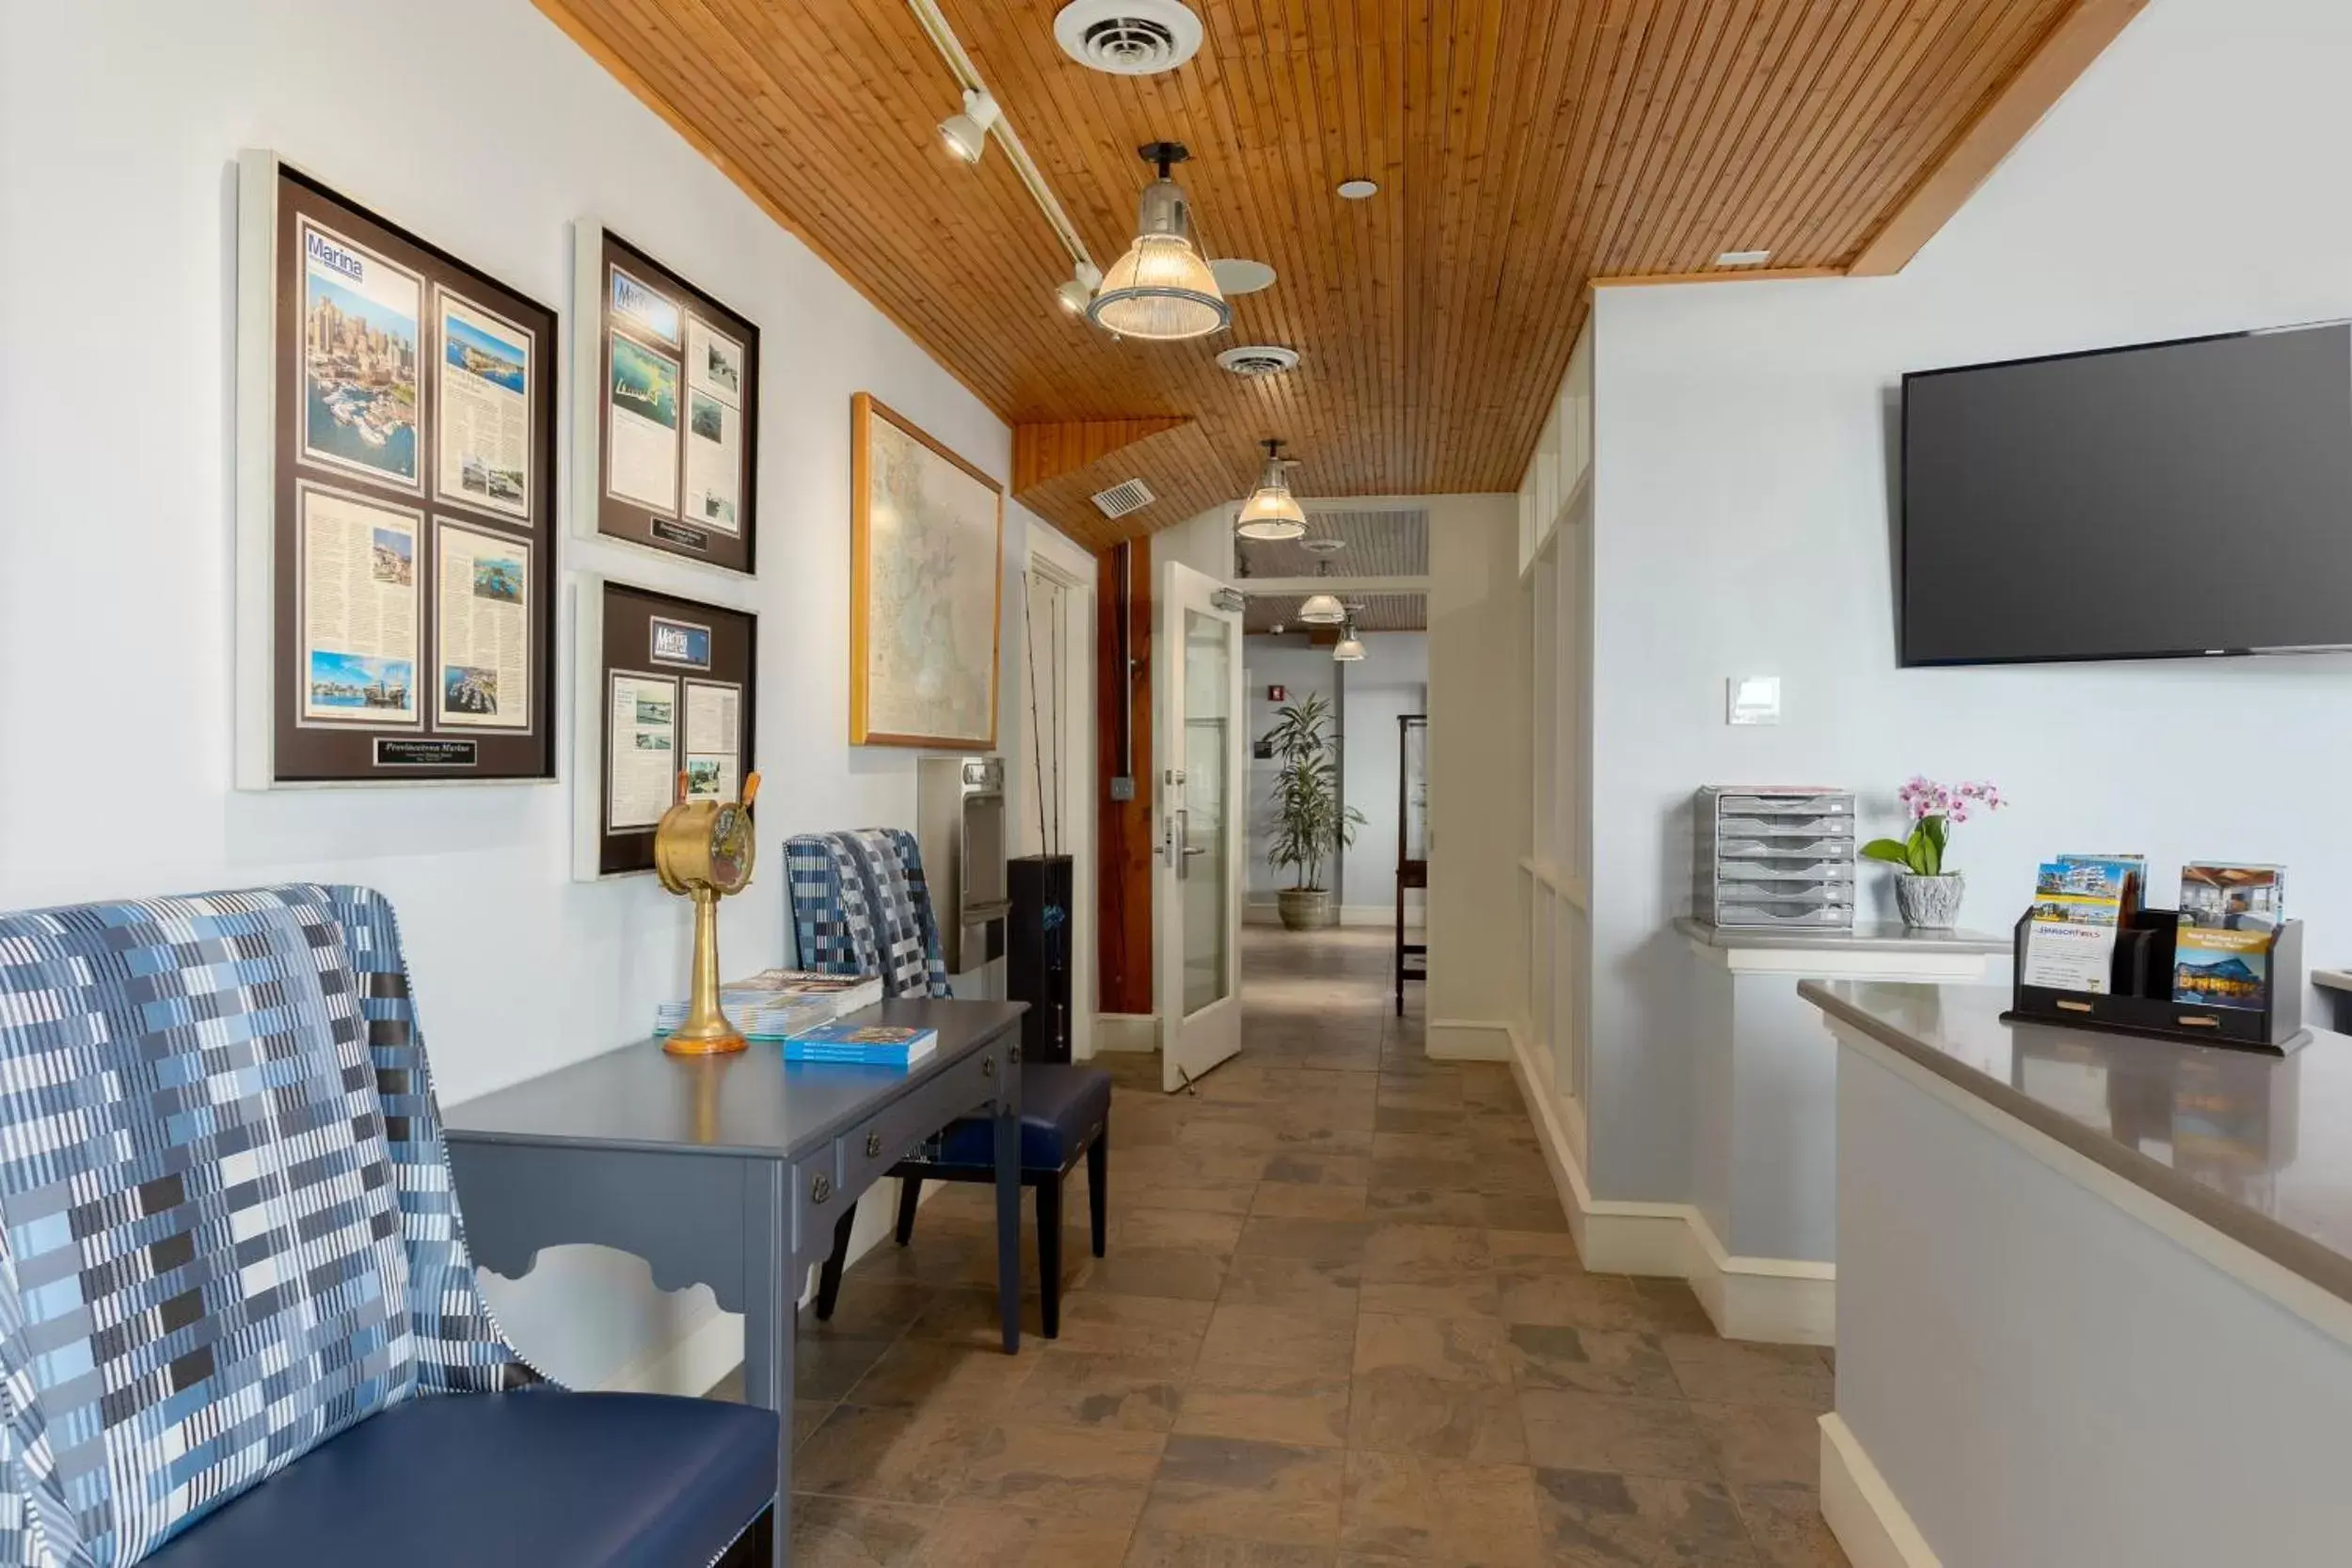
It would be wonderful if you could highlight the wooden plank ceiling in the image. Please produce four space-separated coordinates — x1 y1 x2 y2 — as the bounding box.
537 0 2138 546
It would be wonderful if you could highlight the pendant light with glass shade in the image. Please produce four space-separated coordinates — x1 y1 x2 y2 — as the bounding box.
1296 561 1347 626
1332 615 1367 662
1087 142 1231 341
1235 438 1307 541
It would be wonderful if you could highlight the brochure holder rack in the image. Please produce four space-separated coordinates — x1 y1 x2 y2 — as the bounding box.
2004 910 2307 1054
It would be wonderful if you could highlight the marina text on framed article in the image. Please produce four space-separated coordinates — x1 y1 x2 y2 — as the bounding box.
234 152 558 786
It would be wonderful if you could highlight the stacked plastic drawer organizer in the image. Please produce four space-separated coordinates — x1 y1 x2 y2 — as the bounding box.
1693 786 1856 928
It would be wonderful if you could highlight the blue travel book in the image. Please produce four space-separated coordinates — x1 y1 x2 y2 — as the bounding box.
781 1022 937 1066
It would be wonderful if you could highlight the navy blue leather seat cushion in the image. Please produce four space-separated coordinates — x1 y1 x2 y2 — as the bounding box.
934 1063 1110 1168
144 1391 776 1568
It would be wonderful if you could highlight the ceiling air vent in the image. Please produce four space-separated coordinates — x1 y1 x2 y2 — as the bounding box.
1055 0 1203 75
1091 477 1156 519
1216 344 1300 378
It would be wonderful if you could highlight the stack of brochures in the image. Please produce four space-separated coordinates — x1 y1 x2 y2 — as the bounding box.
2174 863 2285 1010
782 1022 938 1067
2021 854 2144 994
653 969 882 1042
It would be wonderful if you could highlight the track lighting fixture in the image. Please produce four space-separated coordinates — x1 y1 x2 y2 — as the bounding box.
1234 439 1307 541
1057 260 1104 315
1088 142 1230 341
938 88 1000 164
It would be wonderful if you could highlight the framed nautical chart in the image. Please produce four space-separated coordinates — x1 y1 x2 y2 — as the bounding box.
848 393 1003 749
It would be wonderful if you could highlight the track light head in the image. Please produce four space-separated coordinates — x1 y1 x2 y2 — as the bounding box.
1056 260 1104 316
939 88 1000 164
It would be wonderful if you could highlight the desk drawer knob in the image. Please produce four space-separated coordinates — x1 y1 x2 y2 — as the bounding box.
809 1173 833 1204
865 1131 883 1159
1009 1045 1022 1065
981 1056 996 1078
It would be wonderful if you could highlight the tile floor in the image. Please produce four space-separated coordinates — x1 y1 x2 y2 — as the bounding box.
747 926 1847 1566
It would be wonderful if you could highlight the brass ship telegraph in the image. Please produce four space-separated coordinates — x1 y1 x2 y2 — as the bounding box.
653 768 762 1055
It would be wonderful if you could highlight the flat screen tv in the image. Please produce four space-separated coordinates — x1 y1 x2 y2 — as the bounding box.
1899 322 2352 666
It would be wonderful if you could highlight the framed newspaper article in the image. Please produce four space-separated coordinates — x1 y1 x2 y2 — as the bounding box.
234 152 558 787
572 225 760 575
571 576 758 879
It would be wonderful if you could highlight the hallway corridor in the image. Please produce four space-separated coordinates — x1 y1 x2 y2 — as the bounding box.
782 927 1846 1566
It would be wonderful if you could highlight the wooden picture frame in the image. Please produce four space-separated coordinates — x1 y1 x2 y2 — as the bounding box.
571 224 759 575
850 393 1004 749
571 575 758 879
234 151 559 787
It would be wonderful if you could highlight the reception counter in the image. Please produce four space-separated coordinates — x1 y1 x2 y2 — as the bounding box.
1803 981 2352 1567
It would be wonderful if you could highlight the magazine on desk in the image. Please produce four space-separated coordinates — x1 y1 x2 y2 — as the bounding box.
654 969 882 1041
782 1021 938 1066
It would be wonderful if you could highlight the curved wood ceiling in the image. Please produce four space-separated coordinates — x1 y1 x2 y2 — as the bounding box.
536 0 2143 544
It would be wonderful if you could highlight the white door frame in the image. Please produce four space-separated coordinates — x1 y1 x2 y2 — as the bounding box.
1019 521 1098 1062
1153 561 1246 1092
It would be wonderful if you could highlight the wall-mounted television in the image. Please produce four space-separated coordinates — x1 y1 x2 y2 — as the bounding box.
1899 323 2352 666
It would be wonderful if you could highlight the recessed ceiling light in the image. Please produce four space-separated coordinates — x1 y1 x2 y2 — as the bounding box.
1336 179 1378 200
1716 248 1772 266
1209 258 1277 295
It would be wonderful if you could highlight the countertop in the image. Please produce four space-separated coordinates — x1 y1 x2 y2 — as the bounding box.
445 998 1026 1158
1803 980 2352 1307
1677 915 2010 955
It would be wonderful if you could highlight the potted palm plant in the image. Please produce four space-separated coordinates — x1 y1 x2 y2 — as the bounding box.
1262 692 1364 930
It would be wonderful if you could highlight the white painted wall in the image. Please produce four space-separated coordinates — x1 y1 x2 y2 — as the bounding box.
0 0 1029 1388
1584 0 2352 1203
1427 497 1528 1042
1339 633 1428 921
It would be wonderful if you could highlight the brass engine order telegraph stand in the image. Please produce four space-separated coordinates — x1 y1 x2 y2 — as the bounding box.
654 769 762 1055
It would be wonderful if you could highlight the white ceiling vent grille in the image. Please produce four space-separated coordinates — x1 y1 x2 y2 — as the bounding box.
1090 477 1156 518
1216 344 1300 378
1054 0 1203 75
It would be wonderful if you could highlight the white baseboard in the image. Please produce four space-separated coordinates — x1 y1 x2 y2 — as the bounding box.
1426 1019 1513 1061
1095 1013 1158 1053
1820 1413 1941 1568
1501 1022 1836 1345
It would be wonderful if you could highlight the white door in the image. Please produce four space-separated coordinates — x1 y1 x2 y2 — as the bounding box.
1153 561 1246 1092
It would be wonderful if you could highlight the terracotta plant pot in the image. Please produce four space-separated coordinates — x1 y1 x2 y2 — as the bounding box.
1278 889 1332 930
1896 872 1965 929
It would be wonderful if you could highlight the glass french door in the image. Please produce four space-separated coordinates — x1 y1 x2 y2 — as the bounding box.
1153 562 1245 1092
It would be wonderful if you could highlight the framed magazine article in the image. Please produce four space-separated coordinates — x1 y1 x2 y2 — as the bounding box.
571 575 758 880
571 225 760 575
233 152 558 787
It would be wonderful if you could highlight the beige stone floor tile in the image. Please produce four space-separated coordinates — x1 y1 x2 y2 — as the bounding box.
1251 1181 1373 1221
1052 1291 1216 1363
1175 1362 1354 1449
914 1502 1139 1567
1126 1532 1340 1567
1532 1467 1761 1564
1687 1402 1822 1487
1661 1336 1836 1412
1347 1366 1529 1463
1216 1253 1362 1322
1139 1434 1347 1548
1261 1151 1375 1186
1353 1312 1515 1385
788 1497 936 1568
844 1338 1041 1416
948 1421 1165 1526
1010 1348 1188 1432
1362 1184 1490 1227
1732 1481 1850 1567
1235 1216 1375 1267
793 1404 988 1505
1077 1246 1232 1303
1495 1272 1686 1334
1359 1223 1488 1285
1518 1388 1722 1481
1339 1451 1546 1566
797 1335 904 1402
1200 1302 1358 1377
1118 1206 1249 1255
1506 1326 1681 1399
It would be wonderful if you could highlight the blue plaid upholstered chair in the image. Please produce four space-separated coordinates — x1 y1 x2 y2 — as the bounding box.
0 884 776 1568
786 832 1111 1338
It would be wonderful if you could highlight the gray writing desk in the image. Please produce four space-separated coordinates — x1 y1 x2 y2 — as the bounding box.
444 998 1025 1567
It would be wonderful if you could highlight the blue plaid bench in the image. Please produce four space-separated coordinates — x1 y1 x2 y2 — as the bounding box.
0 884 775 1568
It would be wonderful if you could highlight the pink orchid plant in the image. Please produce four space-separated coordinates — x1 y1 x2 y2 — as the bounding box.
1862 777 2004 877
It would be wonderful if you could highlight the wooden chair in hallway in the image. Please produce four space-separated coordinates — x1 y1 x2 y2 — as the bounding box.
788 828 1114 1338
